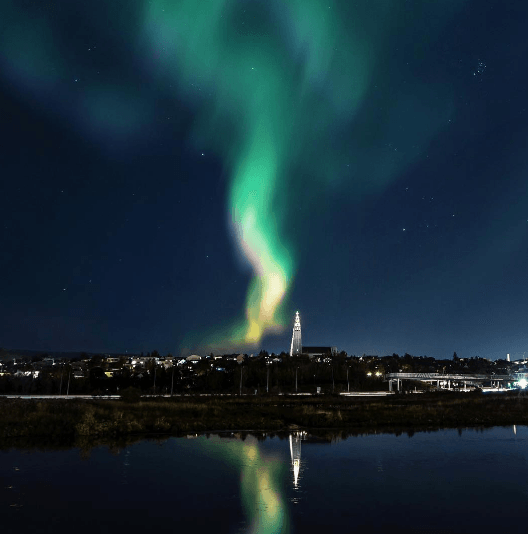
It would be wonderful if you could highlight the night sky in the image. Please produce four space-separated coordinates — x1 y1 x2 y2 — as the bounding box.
1 0 528 360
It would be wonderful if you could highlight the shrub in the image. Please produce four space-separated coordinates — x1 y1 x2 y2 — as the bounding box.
120 387 142 403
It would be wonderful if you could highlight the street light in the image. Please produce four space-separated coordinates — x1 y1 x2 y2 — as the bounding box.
66 370 71 397
295 367 298 393
59 363 64 396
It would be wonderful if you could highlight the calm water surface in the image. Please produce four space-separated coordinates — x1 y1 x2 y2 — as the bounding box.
2 427 528 534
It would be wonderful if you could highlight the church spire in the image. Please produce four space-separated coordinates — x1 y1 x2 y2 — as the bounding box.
290 311 302 356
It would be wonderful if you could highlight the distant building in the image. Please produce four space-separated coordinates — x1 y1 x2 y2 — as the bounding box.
290 311 302 356
290 311 337 357
302 346 337 358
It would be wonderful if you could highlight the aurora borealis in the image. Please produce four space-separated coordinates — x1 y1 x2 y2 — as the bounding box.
2 0 528 359
143 0 460 348
143 0 371 346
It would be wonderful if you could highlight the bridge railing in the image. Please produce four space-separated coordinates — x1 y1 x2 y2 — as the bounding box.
385 372 513 381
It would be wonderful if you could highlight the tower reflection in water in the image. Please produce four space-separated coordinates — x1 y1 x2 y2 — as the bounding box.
197 431 313 531
289 431 306 490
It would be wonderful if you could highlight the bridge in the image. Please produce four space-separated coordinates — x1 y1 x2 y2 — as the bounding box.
385 372 516 392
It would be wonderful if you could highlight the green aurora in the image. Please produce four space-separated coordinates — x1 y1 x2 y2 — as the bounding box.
143 0 463 350
144 0 382 347
0 0 465 351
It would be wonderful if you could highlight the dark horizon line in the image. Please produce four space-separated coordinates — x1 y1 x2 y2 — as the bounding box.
0 345 519 363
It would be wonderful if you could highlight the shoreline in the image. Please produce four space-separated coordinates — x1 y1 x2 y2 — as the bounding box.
1 392 527 447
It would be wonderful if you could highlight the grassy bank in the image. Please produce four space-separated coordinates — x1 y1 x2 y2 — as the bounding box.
1 392 527 445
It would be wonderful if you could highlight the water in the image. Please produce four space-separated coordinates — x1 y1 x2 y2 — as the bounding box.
2 427 528 534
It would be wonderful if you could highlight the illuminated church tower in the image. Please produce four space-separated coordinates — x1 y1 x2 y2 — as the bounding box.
290 311 302 356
